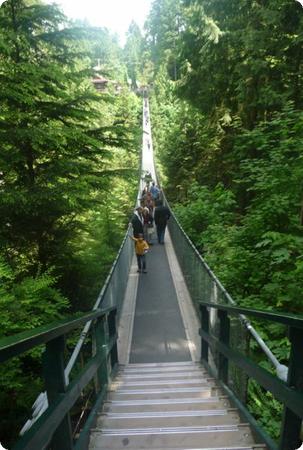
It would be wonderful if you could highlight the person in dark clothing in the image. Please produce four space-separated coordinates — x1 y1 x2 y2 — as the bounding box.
154 200 170 244
131 206 144 238
142 207 154 244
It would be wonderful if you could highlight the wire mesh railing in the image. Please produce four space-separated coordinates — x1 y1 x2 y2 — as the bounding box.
20 228 135 436
164 195 288 400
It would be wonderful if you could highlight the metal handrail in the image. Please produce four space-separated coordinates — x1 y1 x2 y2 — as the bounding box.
3 307 118 450
0 310 106 363
198 301 303 329
199 300 303 450
20 225 133 434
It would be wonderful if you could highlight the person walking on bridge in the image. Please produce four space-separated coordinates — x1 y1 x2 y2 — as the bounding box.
130 234 149 273
150 181 160 202
131 206 144 238
154 200 170 244
142 206 154 245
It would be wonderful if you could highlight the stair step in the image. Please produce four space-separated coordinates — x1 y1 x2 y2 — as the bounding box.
98 410 240 428
89 424 255 449
89 362 266 449
102 409 234 418
93 424 242 435
121 365 202 375
122 362 196 368
111 379 214 389
103 397 231 413
108 386 218 401
117 371 206 380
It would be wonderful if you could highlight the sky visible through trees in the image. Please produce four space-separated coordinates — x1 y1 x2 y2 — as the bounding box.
44 0 153 45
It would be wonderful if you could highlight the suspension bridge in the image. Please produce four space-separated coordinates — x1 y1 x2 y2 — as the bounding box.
0 98 303 450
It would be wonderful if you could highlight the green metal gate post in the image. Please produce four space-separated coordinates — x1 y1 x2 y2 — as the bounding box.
218 310 230 384
279 326 303 450
200 305 209 363
42 335 73 450
108 309 118 369
95 316 109 390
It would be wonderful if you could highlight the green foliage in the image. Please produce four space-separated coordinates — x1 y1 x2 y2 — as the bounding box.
146 0 183 80
0 0 140 296
248 378 283 440
0 257 69 337
91 27 125 81
124 21 144 88
0 254 69 446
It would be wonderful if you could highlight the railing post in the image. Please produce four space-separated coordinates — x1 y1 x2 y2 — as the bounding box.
95 315 109 389
200 305 209 363
279 326 303 450
218 310 230 384
42 335 73 450
108 309 118 369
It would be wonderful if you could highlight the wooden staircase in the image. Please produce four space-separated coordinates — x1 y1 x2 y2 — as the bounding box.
89 361 267 450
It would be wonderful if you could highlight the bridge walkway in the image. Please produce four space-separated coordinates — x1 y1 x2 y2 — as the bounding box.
118 227 200 365
117 95 200 366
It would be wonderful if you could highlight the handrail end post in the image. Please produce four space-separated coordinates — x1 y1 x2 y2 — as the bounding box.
200 305 209 363
42 336 73 450
218 309 230 384
108 309 118 369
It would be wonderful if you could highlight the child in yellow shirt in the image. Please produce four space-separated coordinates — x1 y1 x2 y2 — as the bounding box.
131 233 149 273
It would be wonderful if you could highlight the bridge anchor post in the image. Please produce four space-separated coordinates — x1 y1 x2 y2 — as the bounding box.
42 335 73 450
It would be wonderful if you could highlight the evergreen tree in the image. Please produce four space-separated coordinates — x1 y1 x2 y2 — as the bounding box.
146 0 183 80
0 0 130 273
124 21 144 88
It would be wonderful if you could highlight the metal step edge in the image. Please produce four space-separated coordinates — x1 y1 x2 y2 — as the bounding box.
96 447 263 450
100 409 230 419
121 367 203 374
91 424 241 435
112 379 213 387
106 396 227 406
111 387 213 394
117 371 206 379
120 368 206 374
123 362 198 368
120 369 203 373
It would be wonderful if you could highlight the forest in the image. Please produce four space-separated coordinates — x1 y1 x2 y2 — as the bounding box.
1 0 303 446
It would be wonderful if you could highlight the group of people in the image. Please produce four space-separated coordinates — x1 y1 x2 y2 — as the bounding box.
130 180 170 273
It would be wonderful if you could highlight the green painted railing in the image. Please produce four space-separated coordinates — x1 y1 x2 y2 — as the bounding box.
0 306 118 450
199 301 303 450
19 223 134 438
